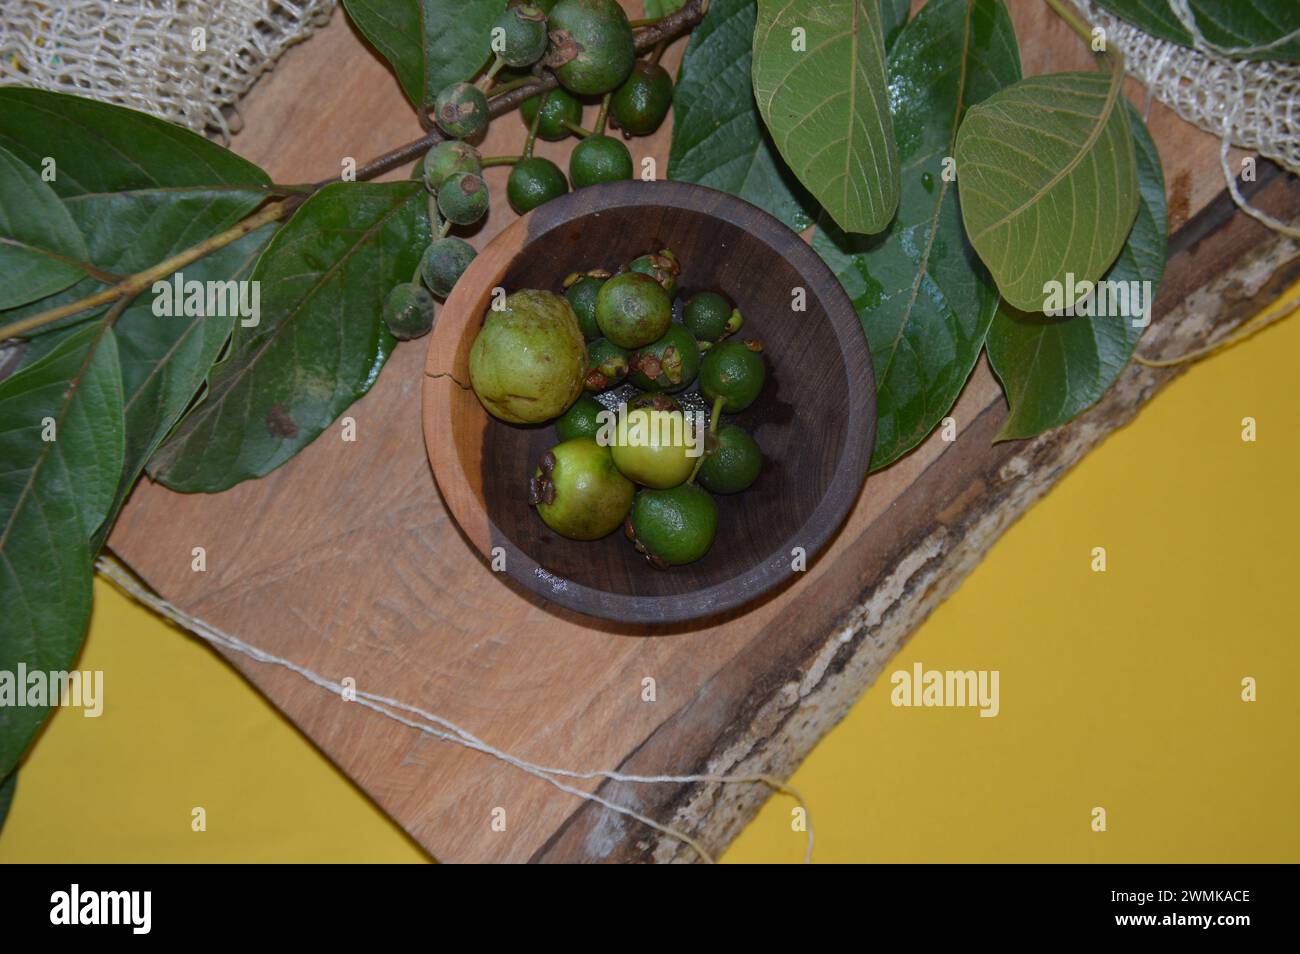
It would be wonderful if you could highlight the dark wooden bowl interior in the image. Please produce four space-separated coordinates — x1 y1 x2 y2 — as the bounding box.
425 181 874 623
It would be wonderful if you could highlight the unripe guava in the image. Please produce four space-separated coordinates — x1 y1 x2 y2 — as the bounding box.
469 289 587 423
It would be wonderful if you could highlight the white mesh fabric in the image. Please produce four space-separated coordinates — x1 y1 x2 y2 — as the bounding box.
0 0 337 139
1078 0 1300 176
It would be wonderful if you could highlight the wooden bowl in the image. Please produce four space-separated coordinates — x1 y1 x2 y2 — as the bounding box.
423 180 874 624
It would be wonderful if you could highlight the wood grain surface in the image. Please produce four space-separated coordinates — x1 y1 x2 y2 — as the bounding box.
106 1 1298 861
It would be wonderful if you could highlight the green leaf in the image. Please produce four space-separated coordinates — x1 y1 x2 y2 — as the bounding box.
814 0 1021 470
149 182 432 492
955 69 1139 313
91 224 281 549
668 0 819 232
0 770 14 832
0 88 269 198
645 0 687 16
881 0 910 52
8 187 269 352
1095 0 1300 62
0 322 124 776
344 0 506 109
752 0 899 235
987 102 1167 440
0 87 272 337
0 145 90 310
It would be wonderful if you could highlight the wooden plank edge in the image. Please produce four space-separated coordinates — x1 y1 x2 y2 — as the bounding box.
531 167 1300 862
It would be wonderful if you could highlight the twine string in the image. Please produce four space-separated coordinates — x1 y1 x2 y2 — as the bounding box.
95 554 814 864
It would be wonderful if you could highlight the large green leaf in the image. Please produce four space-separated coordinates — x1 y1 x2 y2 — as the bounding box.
9 187 269 354
88 224 282 549
987 103 1167 440
1095 0 1300 62
814 0 1020 470
149 182 431 492
0 770 14 832
0 88 269 198
955 70 1139 312
667 0 819 232
344 0 505 109
0 88 272 337
13 205 278 547
881 0 910 52
752 0 899 235
0 145 90 310
0 322 124 776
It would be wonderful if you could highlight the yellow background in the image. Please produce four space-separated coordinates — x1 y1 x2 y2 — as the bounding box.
2 293 1297 864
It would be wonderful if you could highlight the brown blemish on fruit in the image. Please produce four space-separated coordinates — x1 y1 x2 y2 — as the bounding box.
635 353 662 379
545 29 581 68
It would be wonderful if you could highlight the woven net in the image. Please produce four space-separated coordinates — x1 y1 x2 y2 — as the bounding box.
1078 0 1300 177
0 0 338 139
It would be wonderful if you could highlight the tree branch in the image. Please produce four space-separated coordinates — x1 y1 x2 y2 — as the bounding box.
0 199 293 341
338 0 710 186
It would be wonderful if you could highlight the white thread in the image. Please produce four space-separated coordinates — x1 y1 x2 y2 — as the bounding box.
95 554 814 864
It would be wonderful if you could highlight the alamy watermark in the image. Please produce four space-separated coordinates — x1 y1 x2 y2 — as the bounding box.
0 664 103 717
1043 274 1152 328
594 402 706 457
890 662 999 718
152 271 261 327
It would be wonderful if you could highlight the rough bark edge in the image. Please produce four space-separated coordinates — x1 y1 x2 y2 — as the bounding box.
532 168 1300 863
659 238 1299 862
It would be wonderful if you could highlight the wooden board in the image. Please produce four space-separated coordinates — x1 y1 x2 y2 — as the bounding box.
107 2 1300 862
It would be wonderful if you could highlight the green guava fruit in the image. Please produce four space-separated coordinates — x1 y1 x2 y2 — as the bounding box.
469 289 587 423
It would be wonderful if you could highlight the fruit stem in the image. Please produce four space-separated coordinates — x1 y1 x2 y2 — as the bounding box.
687 395 726 485
480 155 524 167
488 75 543 100
437 218 453 240
524 90 549 159
595 92 612 136
650 40 667 66
476 56 506 93
561 118 593 139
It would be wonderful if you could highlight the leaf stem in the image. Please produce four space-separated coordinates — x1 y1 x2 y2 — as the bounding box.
0 198 293 341
1042 0 1095 47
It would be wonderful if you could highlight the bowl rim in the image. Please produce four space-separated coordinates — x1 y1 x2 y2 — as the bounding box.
422 179 875 624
